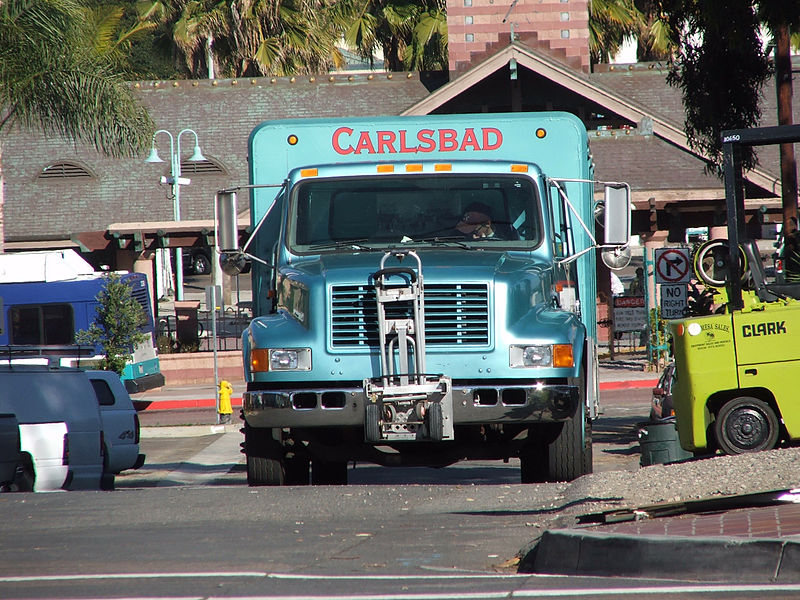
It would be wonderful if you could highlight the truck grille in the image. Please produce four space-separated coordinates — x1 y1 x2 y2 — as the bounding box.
330 283 490 348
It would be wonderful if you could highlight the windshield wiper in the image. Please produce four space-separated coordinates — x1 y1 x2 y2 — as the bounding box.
308 239 376 251
408 236 474 249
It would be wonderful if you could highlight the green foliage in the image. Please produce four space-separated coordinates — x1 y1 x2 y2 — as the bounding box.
75 273 149 375
0 0 154 157
661 0 771 175
684 281 716 317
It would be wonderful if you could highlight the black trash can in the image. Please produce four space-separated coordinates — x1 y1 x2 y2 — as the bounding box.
638 419 693 466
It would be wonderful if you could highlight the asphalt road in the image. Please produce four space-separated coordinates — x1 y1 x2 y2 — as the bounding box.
4 386 800 599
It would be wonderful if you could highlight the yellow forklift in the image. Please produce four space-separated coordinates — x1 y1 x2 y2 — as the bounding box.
670 124 800 455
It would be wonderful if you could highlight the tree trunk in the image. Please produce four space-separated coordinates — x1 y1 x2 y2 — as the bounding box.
775 24 797 235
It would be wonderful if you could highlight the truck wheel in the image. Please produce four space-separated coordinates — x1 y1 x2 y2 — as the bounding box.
311 460 348 485
365 403 381 442
520 376 590 483
247 455 284 486
244 425 285 486
715 396 779 455
427 402 443 442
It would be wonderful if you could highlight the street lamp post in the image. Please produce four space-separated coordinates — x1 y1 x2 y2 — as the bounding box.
145 128 206 301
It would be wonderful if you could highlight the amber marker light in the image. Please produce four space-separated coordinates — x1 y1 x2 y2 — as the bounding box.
511 164 529 172
434 163 452 171
553 344 574 368
405 164 423 172
535 128 547 139
250 348 270 372
377 165 394 173
287 134 299 145
300 168 318 177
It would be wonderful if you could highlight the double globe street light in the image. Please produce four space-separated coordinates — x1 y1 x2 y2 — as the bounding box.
145 128 206 302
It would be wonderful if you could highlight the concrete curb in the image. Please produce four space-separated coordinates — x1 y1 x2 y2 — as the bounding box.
519 529 800 582
140 423 240 438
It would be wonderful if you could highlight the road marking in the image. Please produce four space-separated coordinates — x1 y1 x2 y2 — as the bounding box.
0 572 265 583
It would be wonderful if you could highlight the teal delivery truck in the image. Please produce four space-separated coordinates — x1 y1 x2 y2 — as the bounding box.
217 112 631 485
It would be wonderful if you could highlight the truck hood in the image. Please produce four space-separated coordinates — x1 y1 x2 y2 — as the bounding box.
283 249 549 287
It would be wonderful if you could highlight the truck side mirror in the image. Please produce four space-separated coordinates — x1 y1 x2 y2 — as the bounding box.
216 191 247 276
602 183 631 246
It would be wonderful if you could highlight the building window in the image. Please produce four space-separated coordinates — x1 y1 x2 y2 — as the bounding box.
39 162 92 180
179 157 226 175
465 33 474 42
561 12 569 21
464 0 472 5
465 15 473 25
561 29 570 39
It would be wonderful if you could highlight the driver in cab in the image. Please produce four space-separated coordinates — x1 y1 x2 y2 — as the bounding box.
455 202 497 239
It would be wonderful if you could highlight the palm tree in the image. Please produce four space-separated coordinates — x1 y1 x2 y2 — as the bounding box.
0 0 154 251
343 0 447 72
588 0 642 64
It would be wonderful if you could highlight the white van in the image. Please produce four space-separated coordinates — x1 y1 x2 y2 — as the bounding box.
0 365 104 491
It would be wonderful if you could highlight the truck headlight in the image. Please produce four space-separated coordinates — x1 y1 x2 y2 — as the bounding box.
251 348 312 372
510 344 573 368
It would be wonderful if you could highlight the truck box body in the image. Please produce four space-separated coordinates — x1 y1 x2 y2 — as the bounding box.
233 112 625 485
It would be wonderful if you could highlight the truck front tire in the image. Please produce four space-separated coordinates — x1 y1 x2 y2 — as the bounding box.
520 369 591 483
244 424 285 486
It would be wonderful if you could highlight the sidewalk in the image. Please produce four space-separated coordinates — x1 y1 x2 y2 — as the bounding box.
521 490 800 582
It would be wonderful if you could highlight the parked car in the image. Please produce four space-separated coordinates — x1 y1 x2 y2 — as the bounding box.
181 247 212 275
650 362 676 422
87 371 145 480
0 364 104 491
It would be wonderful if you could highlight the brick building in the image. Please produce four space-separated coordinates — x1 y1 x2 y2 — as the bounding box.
2 12 797 282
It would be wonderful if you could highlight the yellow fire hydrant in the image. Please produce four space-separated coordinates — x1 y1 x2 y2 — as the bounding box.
218 379 233 424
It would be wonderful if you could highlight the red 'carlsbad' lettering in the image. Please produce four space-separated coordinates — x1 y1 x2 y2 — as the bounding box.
331 126 504 155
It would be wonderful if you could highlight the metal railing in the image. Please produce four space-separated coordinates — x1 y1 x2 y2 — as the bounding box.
157 307 251 353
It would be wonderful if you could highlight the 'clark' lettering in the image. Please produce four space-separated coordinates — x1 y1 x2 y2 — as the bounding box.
331 127 503 155
742 321 787 337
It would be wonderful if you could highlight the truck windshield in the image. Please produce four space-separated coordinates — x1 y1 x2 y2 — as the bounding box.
289 174 542 252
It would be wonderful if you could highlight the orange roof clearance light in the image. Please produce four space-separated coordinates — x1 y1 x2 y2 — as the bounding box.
511 164 529 173
300 168 318 177
434 164 452 171
287 134 299 145
377 165 395 173
405 164 423 172
535 128 547 139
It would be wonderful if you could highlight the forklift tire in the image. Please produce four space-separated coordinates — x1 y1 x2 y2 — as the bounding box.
427 402 444 442
365 403 381 442
714 396 780 455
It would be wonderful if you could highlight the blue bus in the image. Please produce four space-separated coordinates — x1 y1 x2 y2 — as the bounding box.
0 252 164 393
